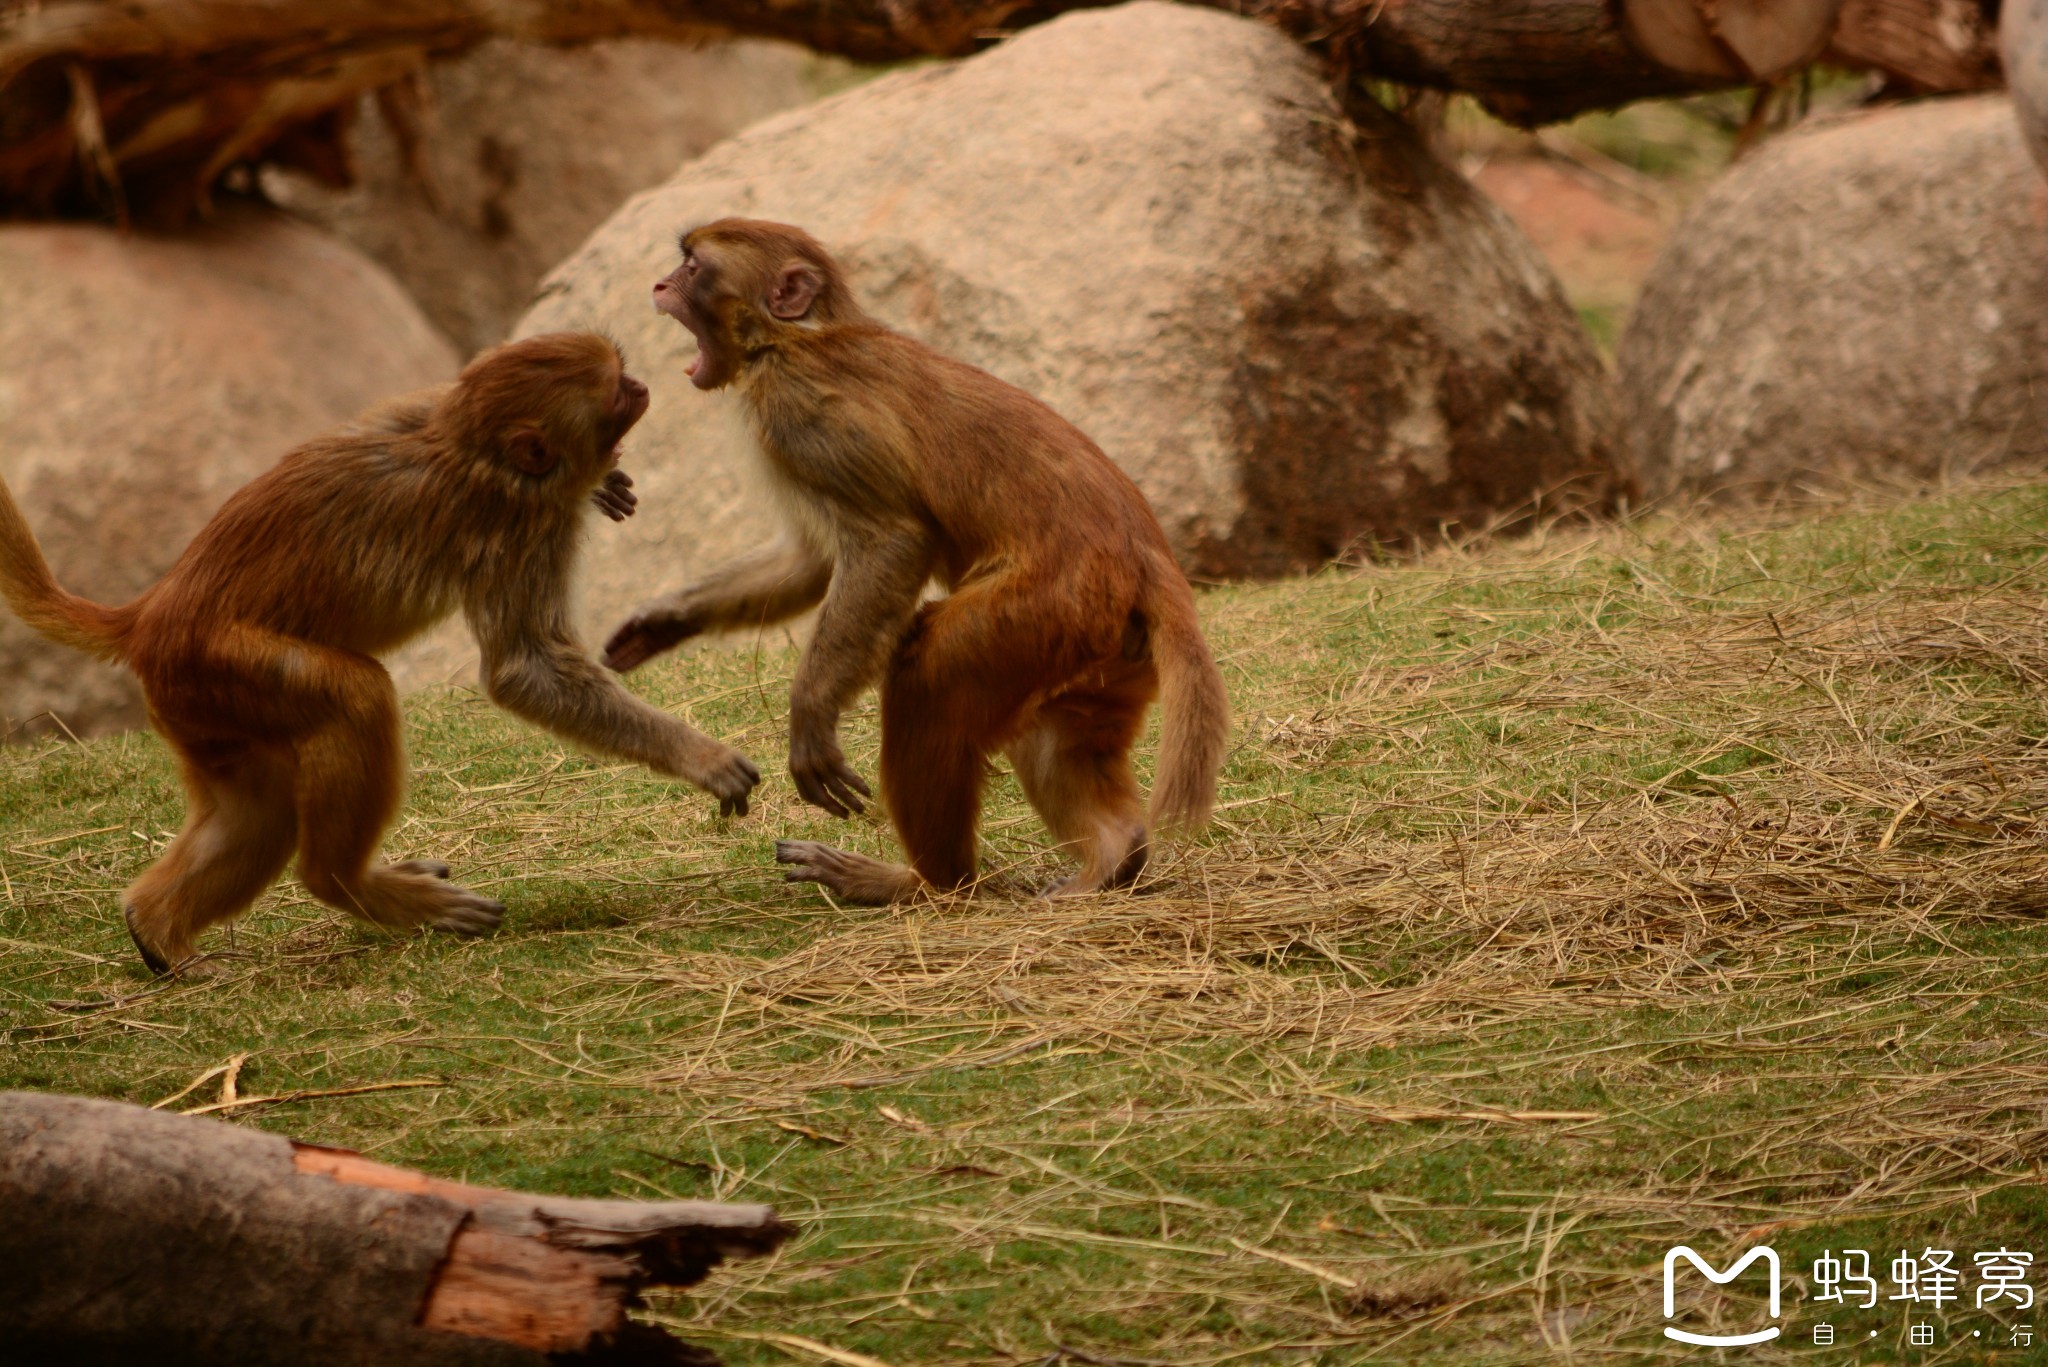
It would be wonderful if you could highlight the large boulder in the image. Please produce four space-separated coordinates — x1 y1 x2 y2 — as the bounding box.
427 0 1620 677
266 39 818 354
0 208 461 737
1619 96 2048 498
2006 0 2048 177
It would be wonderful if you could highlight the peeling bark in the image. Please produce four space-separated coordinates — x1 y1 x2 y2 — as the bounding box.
0 1092 791 1366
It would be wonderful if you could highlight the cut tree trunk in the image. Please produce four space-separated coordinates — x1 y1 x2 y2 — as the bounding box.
0 1091 793 1366
1622 0 1843 82
0 0 1995 226
1825 0 2003 93
1704 0 1848 76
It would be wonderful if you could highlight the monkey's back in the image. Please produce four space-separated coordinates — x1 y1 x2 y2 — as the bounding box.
766 326 1180 591
127 434 479 669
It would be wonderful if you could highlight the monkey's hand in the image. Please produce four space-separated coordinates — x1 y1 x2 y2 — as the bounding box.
591 469 638 522
673 741 761 817
603 604 703 672
789 728 872 818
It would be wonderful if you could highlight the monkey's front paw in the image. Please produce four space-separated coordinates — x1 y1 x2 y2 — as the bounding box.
602 609 702 672
590 469 638 522
390 858 453 880
699 747 762 817
789 742 872 819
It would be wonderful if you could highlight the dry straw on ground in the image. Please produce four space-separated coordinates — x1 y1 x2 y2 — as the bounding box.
551 480 2048 1357
7 473 2048 1362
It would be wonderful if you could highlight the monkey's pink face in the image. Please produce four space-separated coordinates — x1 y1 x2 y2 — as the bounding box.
651 247 730 392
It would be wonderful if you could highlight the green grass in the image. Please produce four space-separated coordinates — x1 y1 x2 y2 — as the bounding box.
9 480 2048 1364
1575 305 1623 358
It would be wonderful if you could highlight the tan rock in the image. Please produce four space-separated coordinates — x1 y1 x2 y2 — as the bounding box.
1619 96 2048 498
2005 0 2048 178
434 1 1621 686
267 38 819 355
0 208 461 737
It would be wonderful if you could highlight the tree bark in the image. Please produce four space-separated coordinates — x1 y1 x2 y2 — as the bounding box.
1345 0 1728 124
0 1091 792 1366
1825 0 2002 93
0 0 2005 226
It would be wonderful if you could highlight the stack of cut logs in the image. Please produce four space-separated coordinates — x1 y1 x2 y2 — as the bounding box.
0 0 2005 225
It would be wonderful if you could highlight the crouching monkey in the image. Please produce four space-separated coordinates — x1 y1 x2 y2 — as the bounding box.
0 332 760 974
604 219 1229 903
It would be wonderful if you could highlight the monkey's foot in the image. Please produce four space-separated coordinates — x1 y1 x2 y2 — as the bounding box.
1042 831 1150 898
775 840 922 905
418 877 504 937
346 864 505 938
123 903 181 977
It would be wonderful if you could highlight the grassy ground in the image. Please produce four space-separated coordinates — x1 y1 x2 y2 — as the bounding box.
7 478 2048 1364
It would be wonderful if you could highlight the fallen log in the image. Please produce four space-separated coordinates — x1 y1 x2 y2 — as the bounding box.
0 0 1999 226
1826 0 2002 94
0 1091 792 1366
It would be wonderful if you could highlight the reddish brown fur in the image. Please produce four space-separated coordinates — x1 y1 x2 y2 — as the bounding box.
606 219 1229 903
0 332 757 973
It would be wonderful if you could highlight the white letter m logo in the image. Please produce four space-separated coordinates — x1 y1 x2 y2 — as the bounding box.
1663 1246 1782 1346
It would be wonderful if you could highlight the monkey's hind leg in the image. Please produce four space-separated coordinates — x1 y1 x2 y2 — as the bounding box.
1006 690 1151 897
122 743 299 975
787 592 1049 905
291 657 504 938
776 638 997 906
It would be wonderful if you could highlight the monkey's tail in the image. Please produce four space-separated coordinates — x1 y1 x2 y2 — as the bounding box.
0 475 127 661
1145 569 1229 835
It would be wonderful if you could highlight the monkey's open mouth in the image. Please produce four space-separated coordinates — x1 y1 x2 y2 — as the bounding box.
685 355 702 378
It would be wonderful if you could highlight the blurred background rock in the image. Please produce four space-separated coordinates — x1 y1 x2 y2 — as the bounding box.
0 209 459 736
261 39 830 356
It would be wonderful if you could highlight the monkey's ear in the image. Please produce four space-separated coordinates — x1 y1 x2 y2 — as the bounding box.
767 262 823 321
506 429 557 477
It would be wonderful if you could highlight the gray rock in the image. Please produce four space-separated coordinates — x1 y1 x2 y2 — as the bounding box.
2004 0 2048 179
1620 95 2048 499
267 38 819 355
0 208 460 736
398 1 1619 687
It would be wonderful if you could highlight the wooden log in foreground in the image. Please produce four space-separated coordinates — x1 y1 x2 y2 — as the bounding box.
0 0 2000 226
0 1091 792 1366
